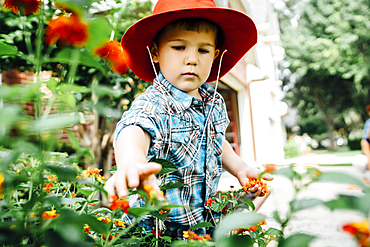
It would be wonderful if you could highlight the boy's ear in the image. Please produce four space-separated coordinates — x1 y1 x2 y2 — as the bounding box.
213 49 220 62
150 43 159 63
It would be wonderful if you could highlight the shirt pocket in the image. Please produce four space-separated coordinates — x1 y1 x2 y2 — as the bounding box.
167 126 201 169
212 121 226 156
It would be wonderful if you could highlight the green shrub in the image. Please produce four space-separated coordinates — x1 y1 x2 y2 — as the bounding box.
348 138 362 150
284 139 302 159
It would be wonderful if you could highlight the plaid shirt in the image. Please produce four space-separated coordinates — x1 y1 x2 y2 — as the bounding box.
113 71 229 235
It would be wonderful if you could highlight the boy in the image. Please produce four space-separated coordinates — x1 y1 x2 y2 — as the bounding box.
104 0 272 238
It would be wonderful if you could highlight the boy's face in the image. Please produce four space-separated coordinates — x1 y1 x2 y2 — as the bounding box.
152 27 219 99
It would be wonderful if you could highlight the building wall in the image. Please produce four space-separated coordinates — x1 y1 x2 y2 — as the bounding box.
219 0 287 166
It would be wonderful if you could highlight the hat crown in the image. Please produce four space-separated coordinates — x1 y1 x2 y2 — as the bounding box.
153 0 217 15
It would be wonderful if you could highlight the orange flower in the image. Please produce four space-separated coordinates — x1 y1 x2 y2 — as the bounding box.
83 224 91 234
0 173 4 195
263 164 277 173
113 219 126 227
86 167 102 177
94 40 129 75
97 217 111 224
42 210 59 219
4 0 41 15
204 198 215 207
48 175 57 181
142 184 158 199
149 228 162 238
71 193 76 198
44 182 54 194
45 14 89 47
343 220 370 247
109 195 130 214
242 178 269 196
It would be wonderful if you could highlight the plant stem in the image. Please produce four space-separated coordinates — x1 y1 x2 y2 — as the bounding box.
67 48 80 84
79 190 97 215
155 217 159 247
21 16 34 58
105 216 145 247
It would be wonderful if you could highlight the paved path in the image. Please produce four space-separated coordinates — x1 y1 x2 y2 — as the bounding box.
218 153 368 247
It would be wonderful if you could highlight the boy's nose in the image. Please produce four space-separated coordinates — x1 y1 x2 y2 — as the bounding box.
185 51 198 66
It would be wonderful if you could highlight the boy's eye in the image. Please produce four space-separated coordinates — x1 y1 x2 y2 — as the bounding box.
172 46 185 50
198 48 209 54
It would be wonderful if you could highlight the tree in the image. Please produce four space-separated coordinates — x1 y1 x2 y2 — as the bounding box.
276 0 370 149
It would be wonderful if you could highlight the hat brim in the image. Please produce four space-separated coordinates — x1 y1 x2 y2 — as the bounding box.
121 8 257 83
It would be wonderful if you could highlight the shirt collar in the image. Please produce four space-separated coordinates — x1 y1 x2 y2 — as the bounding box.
153 71 220 112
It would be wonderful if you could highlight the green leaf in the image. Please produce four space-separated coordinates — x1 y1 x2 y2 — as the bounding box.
45 163 78 181
150 158 178 174
58 84 90 94
212 200 228 213
324 194 370 216
109 165 117 174
290 198 322 212
216 235 253 247
56 93 76 108
160 181 188 191
275 166 297 181
0 42 18 56
150 209 170 222
265 227 284 237
189 222 214 230
239 198 255 211
50 48 107 75
278 233 315 247
45 78 59 93
317 172 369 191
214 212 265 240
92 84 126 98
31 113 80 131
128 207 153 217
85 17 112 52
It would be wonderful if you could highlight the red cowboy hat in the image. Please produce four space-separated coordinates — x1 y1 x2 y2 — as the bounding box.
121 0 257 83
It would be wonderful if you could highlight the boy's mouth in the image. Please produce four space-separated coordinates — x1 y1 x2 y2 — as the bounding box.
182 72 197 77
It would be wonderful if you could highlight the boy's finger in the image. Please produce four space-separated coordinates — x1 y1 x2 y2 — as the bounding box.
261 173 274 181
127 167 140 189
104 175 117 202
141 162 162 175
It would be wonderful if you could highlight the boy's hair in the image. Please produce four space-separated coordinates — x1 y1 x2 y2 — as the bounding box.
152 18 224 48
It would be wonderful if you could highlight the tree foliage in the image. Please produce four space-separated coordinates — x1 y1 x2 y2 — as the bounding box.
276 0 370 148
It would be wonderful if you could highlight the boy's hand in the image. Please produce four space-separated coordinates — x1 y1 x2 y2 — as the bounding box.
104 162 162 202
236 166 273 197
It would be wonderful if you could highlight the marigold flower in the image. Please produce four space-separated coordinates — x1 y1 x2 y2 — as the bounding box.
222 205 228 215
0 173 4 194
204 198 215 207
86 167 102 177
183 230 208 241
343 220 370 247
83 224 91 234
102 234 114 241
204 234 212 241
48 175 57 181
45 14 89 47
109 195 130 214
71 193 76 198
97 217 111 224
113 219 126 227
94 40 129 75
149 228 162 238
242 178 269 196
44 182 54 194
42 210 60 219
4 0 41 15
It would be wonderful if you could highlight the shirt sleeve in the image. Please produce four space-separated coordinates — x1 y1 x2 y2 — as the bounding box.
363 119 370 140
113 94 164 156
